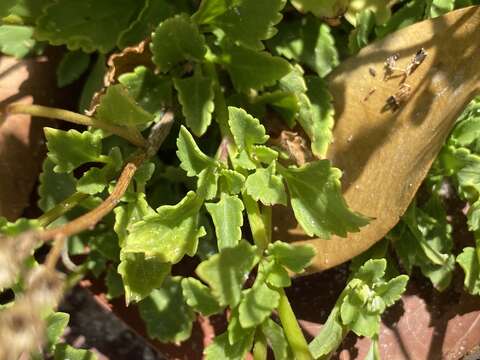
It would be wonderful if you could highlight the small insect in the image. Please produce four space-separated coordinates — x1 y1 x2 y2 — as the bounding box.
385 83 411 111
405 48 428 76
368 67 376 77
384 53 401 79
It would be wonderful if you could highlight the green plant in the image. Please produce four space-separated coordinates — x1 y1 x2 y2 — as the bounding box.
1 0 480 359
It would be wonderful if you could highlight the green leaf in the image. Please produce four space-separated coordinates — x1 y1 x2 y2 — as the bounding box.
428 0 455 18
457 247 480 295
239 282 280 328
209 0 286 50
219 169 245 195
270 16 338 77
79 54 106 113
222 43 291 92
309 307 343 358
54 344 97 360
118 253 171 304
245 164 287 206
174 70 215 136
196 240 259 307
38 158 76 212
123 191 205 263
117 0 177 48
46 312 69 353
45 128 103 173
261 319 289 360
0 25 34 58
181 277 223 316
375 0 425 38
105 265 124 300
251 145 279 164
192 0 233 24
267 241 315 273
345 0 391 26
228 106 269 150
176 126 217 176
280 70 335 158
36 0 141 53
139 277 195 343
197 167 220 200
114 192 156 246
119 66 173 114
289 0 349 18
375 275 408 307
266 262 291 288
0 0 15 18
56 51 90 87
77 147 122 195
281 161 369 238
340 296 380 337
348 9 375 53
95 84 154 126
151 14 206 72
204 331 255 360
355 258 386 284
206 193 244 250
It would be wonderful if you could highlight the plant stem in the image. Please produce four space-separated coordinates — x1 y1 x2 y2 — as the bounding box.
6 103 147 148
37 192 89 227
242 193 270 252
34 111 174 268
277 288 313 360
39 153 145 242
253 328 268 360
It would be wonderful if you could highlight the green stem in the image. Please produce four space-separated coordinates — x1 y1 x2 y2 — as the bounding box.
242 193 269 252
277 288 313 360
6 103 147 148
38 192 89 227
253 328 268 360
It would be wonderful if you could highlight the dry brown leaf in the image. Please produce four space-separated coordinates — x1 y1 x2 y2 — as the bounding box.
274 6 480 274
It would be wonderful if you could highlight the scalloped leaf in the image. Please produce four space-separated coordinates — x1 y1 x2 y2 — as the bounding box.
206 193 244 250
118 253 171 304
211 0 286 50
457 247 480 295
56 51 90 87
139 277 195 343
239 282 280 328
176 126 218 176
174 70 215 137
196 240 259 307
270 16 338 77
222 43 291 92
95 84 154 126
151 14 206 72
261 319 289 360
119 66 173 115
280 161 369 238
204 331 254 360
228 107 269 150
245 163 287 206
36 0 141 53
117 0 177 48
44 128 103 173
290 0 349 18
0 25 35 58
122 191 205 263
181 277 223 316
267 241 315 273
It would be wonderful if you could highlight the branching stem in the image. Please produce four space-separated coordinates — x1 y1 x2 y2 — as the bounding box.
6 103 147 148
37 192 89 227
34 111 174 268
